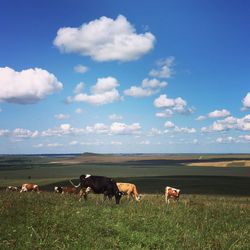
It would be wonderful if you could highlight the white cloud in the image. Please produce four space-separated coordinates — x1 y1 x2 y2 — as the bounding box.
0 129 10 136
164 121 175 128
141 78 167 88
140 140 150 145
12 128 39 138
148 128 163 136
155 109 173 118
208 109 230 118
47 143 63 148
33 144 44 148
74 82 85 94
174 126 196 133
242 92 250 109
110 122 141 135
124 86 156 97
73 64 88 74
154 94 194 116
201 114 250 133
55 114 70 120
216 137 238 143
69 140 79 145
124 78 167 98
54 15 155 62
239 135 250 141
196 115 207 121
67 77 121 105
109 114 123 121
111 141 122 145
0 67 63 104
149 57 175 78
75 108 83 114
154 94 175 108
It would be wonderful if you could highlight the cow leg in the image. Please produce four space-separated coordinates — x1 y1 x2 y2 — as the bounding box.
165 195 169 204
79 188 88 201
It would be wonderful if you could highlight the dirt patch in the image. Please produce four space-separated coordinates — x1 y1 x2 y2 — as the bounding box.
186 160 250 167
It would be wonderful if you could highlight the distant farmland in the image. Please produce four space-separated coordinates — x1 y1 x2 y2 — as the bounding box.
0 154 250 195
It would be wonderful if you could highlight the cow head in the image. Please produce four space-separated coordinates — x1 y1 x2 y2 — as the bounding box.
54 186 63 193
114 191 123 204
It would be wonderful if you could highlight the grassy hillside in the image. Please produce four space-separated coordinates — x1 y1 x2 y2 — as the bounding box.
0 192 249 249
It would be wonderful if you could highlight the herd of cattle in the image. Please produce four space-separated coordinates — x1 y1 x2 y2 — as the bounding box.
5 174 181 204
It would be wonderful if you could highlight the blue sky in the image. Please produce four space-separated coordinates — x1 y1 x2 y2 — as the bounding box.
0 0 249 154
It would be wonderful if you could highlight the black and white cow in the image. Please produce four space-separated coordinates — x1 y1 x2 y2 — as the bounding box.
73 174 123 204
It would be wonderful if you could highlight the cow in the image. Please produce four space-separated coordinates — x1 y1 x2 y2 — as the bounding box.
20 183 40 193
165 186 180 204
54 186 79 195
71 174 123 204
6 186 19 192
117 182 141 201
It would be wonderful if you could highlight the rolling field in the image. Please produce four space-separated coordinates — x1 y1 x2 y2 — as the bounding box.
0 154 250 249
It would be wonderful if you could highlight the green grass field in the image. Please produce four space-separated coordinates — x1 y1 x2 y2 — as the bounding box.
0 192 249 249
0 154 250 249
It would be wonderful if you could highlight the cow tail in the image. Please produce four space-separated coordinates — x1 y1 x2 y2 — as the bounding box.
133 185 140 201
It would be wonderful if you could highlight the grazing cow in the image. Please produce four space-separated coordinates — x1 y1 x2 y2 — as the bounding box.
117 182 141 201
72 174 123 204
6 186 19 192
165 186 180 204
54 186 78 194
20 183 40 193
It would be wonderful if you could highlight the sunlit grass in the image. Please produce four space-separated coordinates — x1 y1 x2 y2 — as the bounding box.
0 192 249 249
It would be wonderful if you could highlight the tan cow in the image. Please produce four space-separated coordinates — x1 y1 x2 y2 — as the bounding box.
117 182 141 201
20 183 40 193
165 186 180 204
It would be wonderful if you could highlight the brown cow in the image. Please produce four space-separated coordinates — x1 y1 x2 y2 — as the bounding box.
165 186 180 204
20 183 40 193
6 186 19 192
117 182 141 201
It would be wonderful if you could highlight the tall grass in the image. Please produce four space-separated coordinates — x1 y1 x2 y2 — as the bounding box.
0 192 249 249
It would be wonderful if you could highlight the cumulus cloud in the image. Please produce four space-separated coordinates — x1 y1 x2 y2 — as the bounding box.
124 78 167 98
164 121 175 128
73 64 88 74
124 86 156 97
155 109 173 118
54 114 70 120
12 128 39 138
109 114 123 121
196 115 207 121
242 92 250 110
201 114 250 133
54 15 155 62
110 122 141 135
208 109 230 118
0 67 63 104
141 78 167 88
67 77 121 105
0 129 10 137
74 82 85 94
149 57 175 78
75 108 83 114
196 109 230 120
154 94 194 116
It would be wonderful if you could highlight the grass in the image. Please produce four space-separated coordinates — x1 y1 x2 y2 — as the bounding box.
0 192 249 249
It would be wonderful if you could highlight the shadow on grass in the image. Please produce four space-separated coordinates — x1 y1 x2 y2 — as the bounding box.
41 175 250 196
